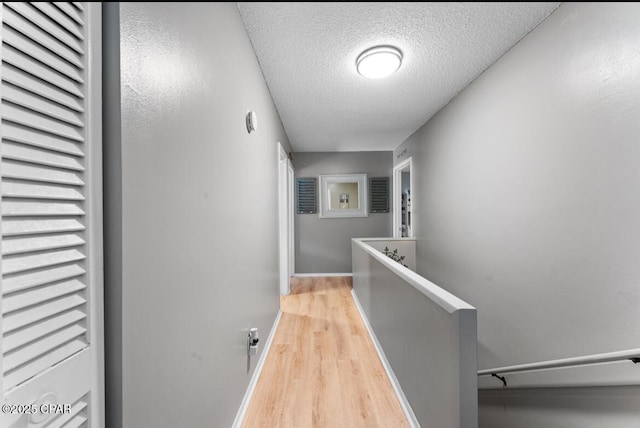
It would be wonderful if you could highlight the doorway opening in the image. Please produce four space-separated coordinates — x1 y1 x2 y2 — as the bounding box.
393 157 413 238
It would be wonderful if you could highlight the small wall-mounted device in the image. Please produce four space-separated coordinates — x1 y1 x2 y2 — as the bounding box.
246 111 258 134
247 327 259 356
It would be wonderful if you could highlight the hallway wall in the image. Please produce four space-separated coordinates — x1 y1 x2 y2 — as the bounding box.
103 3 292 427
294 152 392 273
479 387 640 428
393 2 640 426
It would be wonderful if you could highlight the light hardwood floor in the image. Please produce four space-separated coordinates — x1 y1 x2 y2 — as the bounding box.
242 276 409 428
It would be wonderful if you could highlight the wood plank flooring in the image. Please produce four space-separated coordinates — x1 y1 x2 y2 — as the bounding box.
242 276 409 428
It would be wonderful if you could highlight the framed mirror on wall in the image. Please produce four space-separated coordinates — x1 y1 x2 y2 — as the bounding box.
319 174 368 218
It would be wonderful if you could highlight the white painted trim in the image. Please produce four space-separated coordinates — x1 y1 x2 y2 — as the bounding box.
393 157 413 238
350 290 420 428
353 238 474 313
86 4 105 427
357 237 417 243
287 160 295 279
232 310 283 428
293 273 353 277
278 143 290 295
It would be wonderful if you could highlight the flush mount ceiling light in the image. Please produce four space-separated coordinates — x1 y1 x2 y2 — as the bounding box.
356 45 403 79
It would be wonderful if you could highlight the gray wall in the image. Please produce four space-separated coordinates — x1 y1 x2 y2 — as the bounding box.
294 152 392 273
479 387 640 428
103 3 292 427
393 2 640 427
352 239 477 427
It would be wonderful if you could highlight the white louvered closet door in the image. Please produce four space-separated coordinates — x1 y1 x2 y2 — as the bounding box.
0 2 103 428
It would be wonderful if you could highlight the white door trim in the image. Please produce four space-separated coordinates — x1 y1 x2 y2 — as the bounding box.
287 160 295 278
86 4 106 426
393 157 413 238
278 143 291 295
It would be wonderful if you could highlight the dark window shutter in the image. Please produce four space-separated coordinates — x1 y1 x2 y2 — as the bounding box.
296 177 317 214
369 177 389 213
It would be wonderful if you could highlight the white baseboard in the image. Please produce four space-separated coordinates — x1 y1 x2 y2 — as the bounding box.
231 310 282 428
351 290 421 428
293 273 353 277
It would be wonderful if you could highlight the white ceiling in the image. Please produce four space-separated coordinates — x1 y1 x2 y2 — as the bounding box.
238 2 560 152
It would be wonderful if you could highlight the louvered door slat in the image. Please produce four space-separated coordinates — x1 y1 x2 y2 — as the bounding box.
2 46 84 98
2 249 85 275
3 141 84 170
3 278 85 314
30 3 83 41
3 84 84 126
3 161 84 185
3 324 86 372
3 218 85 237
2 104 83 142
3 338 86 389
2 294 86 334
47 397 88 428
2 5 84 68
2 233 85 256
2 65 84 113
2 201 84 217
2 122 84 156
53 2 84 26
64 415 88 428
2 26 83 83
3 309 85 353
3 264 85 294
3 3 84 54
3 181 85 201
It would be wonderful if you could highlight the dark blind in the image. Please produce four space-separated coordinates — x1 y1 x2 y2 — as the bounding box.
369 177 389 213
296 177 318 214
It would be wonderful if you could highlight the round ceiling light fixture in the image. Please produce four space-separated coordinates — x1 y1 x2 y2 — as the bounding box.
356 45 403 79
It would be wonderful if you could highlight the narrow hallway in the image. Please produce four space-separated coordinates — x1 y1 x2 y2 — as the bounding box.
242 277 409 428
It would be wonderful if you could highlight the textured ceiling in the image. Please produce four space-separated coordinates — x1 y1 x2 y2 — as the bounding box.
238 2 560 152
